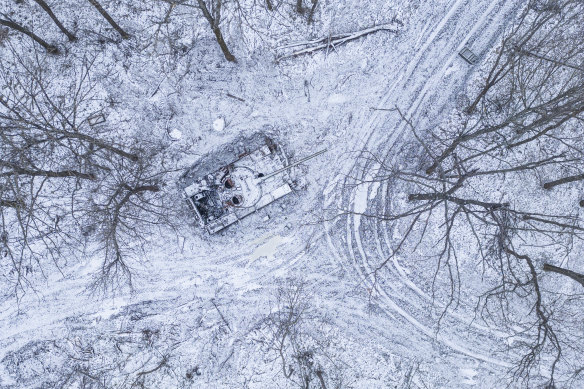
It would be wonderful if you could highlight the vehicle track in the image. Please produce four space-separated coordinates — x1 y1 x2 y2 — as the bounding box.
323 0 523 369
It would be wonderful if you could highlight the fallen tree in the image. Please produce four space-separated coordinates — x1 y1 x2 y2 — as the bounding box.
276 22 402 61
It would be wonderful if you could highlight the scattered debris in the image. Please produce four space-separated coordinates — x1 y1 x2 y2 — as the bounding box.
226 93 245 102
87 112 106 126
459 47 479 64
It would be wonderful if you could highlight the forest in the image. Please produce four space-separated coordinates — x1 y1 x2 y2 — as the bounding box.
1 0 583 388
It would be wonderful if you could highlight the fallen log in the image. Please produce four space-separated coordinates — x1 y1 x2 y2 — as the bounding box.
276 22 402 61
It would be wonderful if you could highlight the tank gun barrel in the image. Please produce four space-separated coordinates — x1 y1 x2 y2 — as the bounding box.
261 148 327 180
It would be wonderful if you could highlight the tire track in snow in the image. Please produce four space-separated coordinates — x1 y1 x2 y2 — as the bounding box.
347 0 518 361
361 0 518 333
323 0 469 199
368 0 525 339
323 0 522 369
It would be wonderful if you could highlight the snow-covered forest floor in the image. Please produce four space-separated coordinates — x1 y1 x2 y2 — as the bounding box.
2 0 583 388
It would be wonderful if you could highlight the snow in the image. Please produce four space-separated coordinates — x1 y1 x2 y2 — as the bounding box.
0 0 536 388
248 234 292 264
168 128 183 139
460 367 478 385
213 117 226 132
327 93 349 105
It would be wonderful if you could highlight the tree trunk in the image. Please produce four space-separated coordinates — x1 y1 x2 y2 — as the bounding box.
316 370 327 389
308 0 318 23
543 172 584 190
211 26 236 62
0 160 96 180
543 263 584 288
296 0 304 14
265 0 273 11
51 129 139 162
195 0 236 62
87 0 130 39
408 192 508 210
32 0 77 41
0 199 25 209
0 18 59 53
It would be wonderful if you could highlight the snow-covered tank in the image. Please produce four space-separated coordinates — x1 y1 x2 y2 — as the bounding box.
178 135 293 234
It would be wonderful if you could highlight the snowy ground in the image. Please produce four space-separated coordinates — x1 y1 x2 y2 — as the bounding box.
0 0 525 387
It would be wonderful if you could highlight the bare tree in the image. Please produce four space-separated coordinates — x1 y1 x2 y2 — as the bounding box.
543 263 584 288
253 280 345 389
426 0 584 176
83 143 180 294
0 46 181 296
544 172 584 190
295 0 319 23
